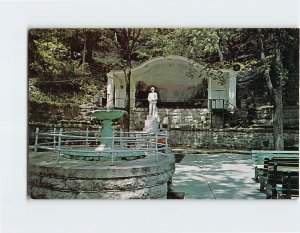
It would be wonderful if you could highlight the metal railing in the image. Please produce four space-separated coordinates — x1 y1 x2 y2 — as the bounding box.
33 127 169 165
104 97 237 112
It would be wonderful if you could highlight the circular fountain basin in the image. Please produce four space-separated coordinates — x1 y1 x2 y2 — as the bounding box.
92 109 126 120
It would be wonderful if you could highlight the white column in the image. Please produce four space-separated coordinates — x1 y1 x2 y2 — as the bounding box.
228 71 237 110
107 73 114 109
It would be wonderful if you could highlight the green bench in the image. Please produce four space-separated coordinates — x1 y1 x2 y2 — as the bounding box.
260 157 299 191
265 159 299 199
275 172 299 199
264 161 299 199
251 150 298 182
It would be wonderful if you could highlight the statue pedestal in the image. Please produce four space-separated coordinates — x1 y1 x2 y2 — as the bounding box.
143 116 159 133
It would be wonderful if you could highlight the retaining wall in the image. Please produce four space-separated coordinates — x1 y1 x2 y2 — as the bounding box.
168 129 299 150
130 106 299 130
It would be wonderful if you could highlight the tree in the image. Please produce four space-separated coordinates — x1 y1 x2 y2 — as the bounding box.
257 29 298 149
226 28 298 150
28 29 91 93
28 29 105 106
112 28 141 131
158 28 299 149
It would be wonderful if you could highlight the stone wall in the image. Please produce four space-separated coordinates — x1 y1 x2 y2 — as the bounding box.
130 106 299 130
168 129 299 150
28 152 175 199
282 106 299 128
29 102 297 131
28 101 99 125
28 106 298 150
131 108 211 130
231 106 299 128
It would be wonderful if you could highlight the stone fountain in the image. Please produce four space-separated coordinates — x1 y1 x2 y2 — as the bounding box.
28 100 175 199
92 109 126 148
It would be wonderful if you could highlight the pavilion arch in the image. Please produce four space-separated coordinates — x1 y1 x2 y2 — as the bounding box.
106 55 237 110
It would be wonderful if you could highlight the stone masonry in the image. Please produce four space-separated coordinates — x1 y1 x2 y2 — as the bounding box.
168 129 299 150
28 152 175 199
130 106 299 130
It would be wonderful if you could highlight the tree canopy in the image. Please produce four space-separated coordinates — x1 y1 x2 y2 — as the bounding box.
28 28 299 148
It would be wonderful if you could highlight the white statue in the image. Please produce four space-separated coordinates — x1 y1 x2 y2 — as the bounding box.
143 86 159 133
148 86 158 118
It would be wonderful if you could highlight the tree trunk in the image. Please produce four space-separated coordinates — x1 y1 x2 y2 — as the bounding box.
258 30 285 150
113 28 141 132
273 44 285 150
83 36 86 64
216 30 224 63
264 70 284 150
217 45 224 63
86 34 93 63
273 90 284 150
123 61 131 132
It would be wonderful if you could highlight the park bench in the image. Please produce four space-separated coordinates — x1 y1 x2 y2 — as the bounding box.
264 160 299 199
276 172 299 199
251 150 298 182
259 157 299 191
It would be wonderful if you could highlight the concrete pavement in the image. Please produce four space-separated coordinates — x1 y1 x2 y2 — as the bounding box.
172 153 266 199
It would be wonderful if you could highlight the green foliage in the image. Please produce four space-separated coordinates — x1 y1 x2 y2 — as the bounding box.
140 28 175 58
28 29 103 108
29 32 90 82
28 28 299 117
29 78 54 104
161 29 231 63
29 78 98 106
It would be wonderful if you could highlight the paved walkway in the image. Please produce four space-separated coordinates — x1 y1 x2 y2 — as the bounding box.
172 153 266 199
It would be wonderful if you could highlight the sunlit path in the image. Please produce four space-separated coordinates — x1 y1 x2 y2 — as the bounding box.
172 153 266 199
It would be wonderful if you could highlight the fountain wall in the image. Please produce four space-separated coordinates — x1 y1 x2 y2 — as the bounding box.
28 152 175 199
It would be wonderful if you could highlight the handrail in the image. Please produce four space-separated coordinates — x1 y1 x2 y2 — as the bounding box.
223 99 237 109
33 127 169 165
104 97 236 111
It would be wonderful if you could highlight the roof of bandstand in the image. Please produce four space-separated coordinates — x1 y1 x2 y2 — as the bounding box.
107 55 237 110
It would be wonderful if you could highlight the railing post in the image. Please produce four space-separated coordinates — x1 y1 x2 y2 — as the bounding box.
34 128 39 155
210 99 213 128
53 127 56 149
120 128 124 148
95 131 98 145
155 132 158 162
146 133 149 149
85 127 89 147
110 152 114 166
165 130 168 153
222 100 225 128
56 128 63 164
112 129 115 149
